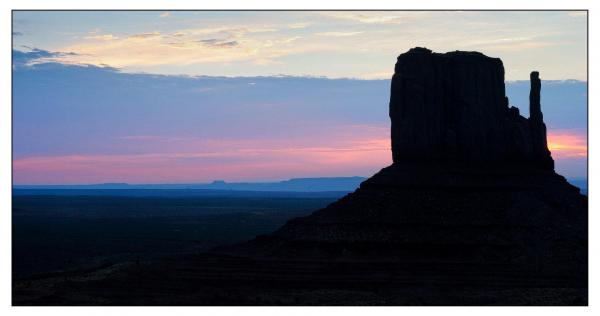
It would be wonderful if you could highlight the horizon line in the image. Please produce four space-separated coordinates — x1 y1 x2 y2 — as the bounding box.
12 175 589 187
12 175 370 187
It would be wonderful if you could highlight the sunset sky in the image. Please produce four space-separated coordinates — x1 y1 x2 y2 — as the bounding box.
12 11 588 184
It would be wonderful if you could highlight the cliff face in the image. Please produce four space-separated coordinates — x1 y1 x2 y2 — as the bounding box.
229 48 585 263
390 47 553 169
219 48 586 298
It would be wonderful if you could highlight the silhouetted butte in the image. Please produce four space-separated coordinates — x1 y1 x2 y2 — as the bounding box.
225 48 587 286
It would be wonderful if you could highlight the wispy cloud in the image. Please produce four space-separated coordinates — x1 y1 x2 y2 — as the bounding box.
12 11 586 80
26 25 318 68
320 11 432 24
118 135 185 142
84 34 118 41
12 48 80 67
315 31 363 37
458 36 562 52
288 22 311 29
129 32 161 39
198 38 239 48
159 11 171 18
252 58 283 66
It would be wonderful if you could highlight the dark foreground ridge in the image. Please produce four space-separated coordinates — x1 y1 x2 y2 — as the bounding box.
13 48 587 305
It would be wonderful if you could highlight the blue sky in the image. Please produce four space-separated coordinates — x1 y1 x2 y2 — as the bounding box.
11 11 587 184
13 11 587 79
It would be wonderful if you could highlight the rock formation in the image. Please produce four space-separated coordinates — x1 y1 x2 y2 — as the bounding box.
224 48 587 290
389 47 553 169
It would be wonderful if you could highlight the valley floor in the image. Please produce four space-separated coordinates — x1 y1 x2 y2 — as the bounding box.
13 253 587 306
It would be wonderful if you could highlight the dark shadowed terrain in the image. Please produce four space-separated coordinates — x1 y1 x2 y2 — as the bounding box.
12 190 343 277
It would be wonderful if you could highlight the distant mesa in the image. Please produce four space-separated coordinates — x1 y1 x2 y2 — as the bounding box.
209 180 228 188
13 177 367 192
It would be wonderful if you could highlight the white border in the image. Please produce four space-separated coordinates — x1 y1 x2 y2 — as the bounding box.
1 0 596 314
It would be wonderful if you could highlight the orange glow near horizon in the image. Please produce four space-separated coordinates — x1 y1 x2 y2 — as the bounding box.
547 130 587 158
12 129 587 185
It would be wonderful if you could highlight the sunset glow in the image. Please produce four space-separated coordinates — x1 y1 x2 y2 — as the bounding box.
12 11 587 184
12 132 392 184
547 130 588 158
12 128 588 184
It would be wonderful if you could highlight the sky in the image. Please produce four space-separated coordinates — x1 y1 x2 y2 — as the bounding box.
11 11 588 184
13 11 587 80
